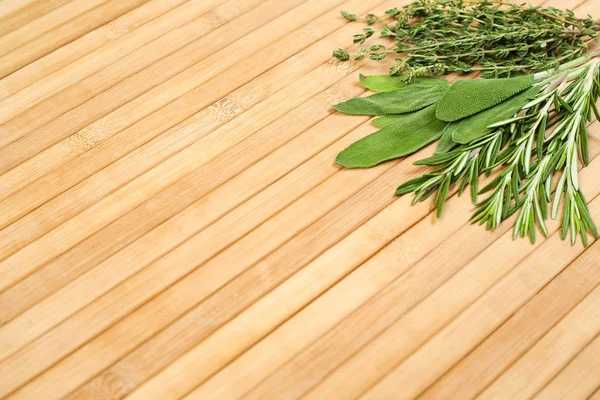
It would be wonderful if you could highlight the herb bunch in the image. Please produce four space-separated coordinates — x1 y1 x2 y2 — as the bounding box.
396 58 600 244
335 0 599 81
333 52 600 245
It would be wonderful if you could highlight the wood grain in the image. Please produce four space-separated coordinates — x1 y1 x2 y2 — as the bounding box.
0 0 71 37
0 0 193 103
0 0 149 78
1 0 599 398
534 333 600 399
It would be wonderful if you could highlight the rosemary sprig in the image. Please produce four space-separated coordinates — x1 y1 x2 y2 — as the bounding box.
335 0 598 80
396 128 504 216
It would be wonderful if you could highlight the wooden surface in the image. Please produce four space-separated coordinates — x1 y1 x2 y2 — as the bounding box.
1 0 600 398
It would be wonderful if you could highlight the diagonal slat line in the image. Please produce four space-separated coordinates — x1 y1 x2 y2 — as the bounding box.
0 0 111 58
0 28 392 400
1 0 599 398
0 0 207 104
0 0 384 296
0 0 256 151
0 0 324 252
532 332 600 399
0 0 283 172
190 121 599 400
357 204 600 397
473 268 600 399
0 0 41 21
0 0 72 37
0 0 398 356
421 244 600 399
0 0 151 78
0 1 394 398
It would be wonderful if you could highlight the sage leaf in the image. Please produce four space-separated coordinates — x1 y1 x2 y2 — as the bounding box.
336 105 447 168
436 74 534 122
333 83 450 116
372 111 438 127
371 115 403 128
359 74 448 92
435 123 458 154
452 86 539 144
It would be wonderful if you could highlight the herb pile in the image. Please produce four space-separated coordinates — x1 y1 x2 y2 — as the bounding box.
335 0 599 81
332 0 600 245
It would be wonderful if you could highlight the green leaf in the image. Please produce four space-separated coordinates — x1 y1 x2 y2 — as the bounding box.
358 74 448 92
341 11 357 20
435 123 458 154
336 105 448 168
333 49 350 61
395 175 431 195
365 13 378 24
436 74 535 122
371 115 404 128
452 87 539 144
333 83 450 116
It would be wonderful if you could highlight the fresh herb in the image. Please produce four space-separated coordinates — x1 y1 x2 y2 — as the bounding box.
331 1 600 245
336 104 447 168
435 124 459 154
449 85 539 143
358 73 446 92
341 11 358 21
371 115 405 128
334 53 600 245
397 58 600 244
334 0 598 81
332 81 449 115
435 74 534 122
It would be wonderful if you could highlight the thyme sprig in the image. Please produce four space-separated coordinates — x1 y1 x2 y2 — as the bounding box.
335 0 598 80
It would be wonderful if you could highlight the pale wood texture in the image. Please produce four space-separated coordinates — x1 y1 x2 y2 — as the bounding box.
0 0 599 398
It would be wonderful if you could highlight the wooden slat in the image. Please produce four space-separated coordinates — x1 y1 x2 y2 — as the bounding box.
0 0 338 221
62 113 375 400
590 387 600 400
478 278 600 399
0 1 390 398
0 39 388 400
0 0 319 253
0 50 375 363
533 333 600 399
0 0 380 296
209 126 600 400
420 243 600 399
0 0 194 102
0 0 109 57
0 0 271 169
0 0 72 37
0 2 227 149
356 218 597 398
0 0 150 77
0 23 369 324
0 0 266 124
0 0 40 21
1 0 600 398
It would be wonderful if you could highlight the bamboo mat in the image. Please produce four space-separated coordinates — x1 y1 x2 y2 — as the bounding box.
0 0 599 398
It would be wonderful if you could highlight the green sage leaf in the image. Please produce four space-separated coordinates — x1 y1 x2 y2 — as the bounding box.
336 105 447 168
436 74 534 122
452 86 539 144
371 115 404 128
333 83 450 116
435 123 459 154
358 74 448 92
